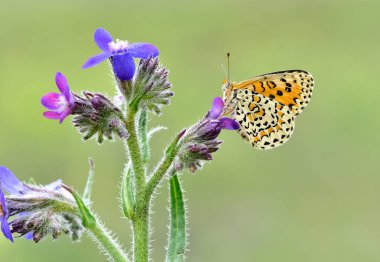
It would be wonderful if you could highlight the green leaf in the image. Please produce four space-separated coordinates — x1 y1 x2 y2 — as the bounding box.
63 185 96 230
121 165 135 220
82 158 95 204
165 174 186 262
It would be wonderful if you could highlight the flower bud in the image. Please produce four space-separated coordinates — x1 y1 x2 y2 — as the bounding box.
174 97 239 173
133 57 173 115
71 92 128 143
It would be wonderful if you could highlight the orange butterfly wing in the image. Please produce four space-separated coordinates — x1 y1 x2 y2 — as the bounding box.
231 70 314 115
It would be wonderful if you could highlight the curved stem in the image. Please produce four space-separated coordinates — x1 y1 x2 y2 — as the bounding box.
64 185 130 262
145 129 185 199
89 222 130 262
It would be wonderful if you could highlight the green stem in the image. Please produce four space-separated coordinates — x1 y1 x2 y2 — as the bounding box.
132 206 150 262
125 106 150 262
146 130 185 199
89 223 130 262
125 107 146 203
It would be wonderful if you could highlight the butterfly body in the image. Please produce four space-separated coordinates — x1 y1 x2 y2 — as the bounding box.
222 70 314 150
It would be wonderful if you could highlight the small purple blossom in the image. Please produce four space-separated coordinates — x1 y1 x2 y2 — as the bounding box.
207 97 240 130
82 28 159 81
195 97 239 141
41 72 75 123
175 97 239 173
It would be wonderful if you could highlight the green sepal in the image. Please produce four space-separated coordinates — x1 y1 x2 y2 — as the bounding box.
63 185 96 230
165 174 186 262
121 165 136 220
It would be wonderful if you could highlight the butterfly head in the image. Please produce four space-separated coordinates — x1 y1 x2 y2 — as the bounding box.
221 79 237 112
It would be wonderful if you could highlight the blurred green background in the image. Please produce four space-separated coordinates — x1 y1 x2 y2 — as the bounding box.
1 0 379 261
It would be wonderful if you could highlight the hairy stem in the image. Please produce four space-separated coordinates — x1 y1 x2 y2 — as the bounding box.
132 206 150 262
146 130 185 199
64 185 129 262
89 222 130 262
125 107 146 204
125 106 150 261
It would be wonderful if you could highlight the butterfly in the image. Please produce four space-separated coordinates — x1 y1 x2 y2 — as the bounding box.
222 69 314 150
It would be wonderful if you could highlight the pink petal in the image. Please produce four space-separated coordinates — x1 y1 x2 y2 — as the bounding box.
43 111 61 120
41 93 63 110
208 97 224 119
55 72 70 100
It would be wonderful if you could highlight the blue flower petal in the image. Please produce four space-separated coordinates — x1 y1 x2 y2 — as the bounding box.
24 232 34 240
94 28 113 52
1 218 13 242
220 118 240 130
82 53 112 69
112 53 136 80
128 43 159 59
208 97 224 119
0 167 25 194
0 190 13 242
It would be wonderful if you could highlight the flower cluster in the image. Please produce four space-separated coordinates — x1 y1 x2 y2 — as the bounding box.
0 167 84 243
41 28 166 142
175 97 239 172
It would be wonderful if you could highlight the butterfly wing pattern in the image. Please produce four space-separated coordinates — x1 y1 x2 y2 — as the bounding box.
226 70 314 150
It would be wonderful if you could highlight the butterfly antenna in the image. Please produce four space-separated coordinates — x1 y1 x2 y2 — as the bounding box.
220 63 228 79
227 52 230 83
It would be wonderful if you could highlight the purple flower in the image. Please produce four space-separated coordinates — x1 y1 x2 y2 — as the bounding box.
207 97 240 130
0 189 13 242
82 28 159 81
41 72 75 123
0 166 26 242
175 97 239 173
196 97 240 141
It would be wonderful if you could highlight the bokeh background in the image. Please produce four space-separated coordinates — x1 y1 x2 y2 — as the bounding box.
1 0 379 261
